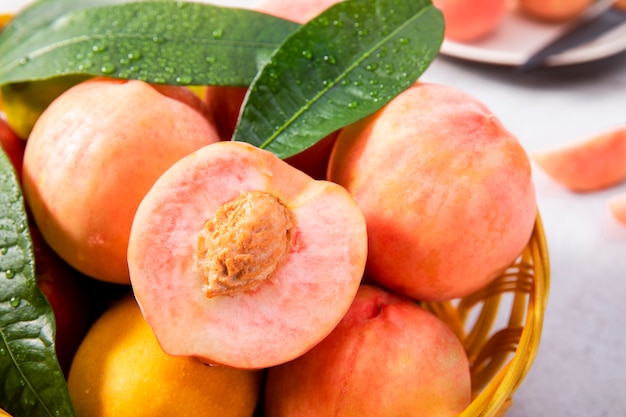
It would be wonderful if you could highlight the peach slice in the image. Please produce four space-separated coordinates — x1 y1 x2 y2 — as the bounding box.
264 284 472 417
127 141 367 369
533 126 626 192
608 192 626 226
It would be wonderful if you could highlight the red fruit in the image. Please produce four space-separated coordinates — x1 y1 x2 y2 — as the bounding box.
128 141 367 369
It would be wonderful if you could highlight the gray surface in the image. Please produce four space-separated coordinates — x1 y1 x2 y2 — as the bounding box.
421 52 626 416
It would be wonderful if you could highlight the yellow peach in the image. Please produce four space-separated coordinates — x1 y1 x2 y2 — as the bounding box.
68 294 262 417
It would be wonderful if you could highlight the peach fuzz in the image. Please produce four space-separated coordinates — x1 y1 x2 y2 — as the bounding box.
433 0 507 42
67 294 262 417
22 77 220 284
328 82 537 302
516 0 593 22
127 141 367 369
533 126 626 192
264 284 471 417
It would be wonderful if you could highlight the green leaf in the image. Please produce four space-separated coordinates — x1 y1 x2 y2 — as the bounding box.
0 150 76 417
0 0 299 86
232 0 444 159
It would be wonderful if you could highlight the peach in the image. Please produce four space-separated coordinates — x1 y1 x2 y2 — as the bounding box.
264 284 471 417
433 0 507 42
328 82 537 302
22 77 220 284
127 141 367 369
533 126 626 192
254 0 343 23
517 0 593 22
67 294 262 417
608 192 626 226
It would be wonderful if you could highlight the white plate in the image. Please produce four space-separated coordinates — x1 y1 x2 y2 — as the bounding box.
439 6 626 67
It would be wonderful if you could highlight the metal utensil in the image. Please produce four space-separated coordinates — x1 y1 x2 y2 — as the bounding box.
517 0 626 72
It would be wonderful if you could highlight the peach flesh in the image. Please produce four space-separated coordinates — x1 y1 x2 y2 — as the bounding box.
328 82 537 302
128 141 367 369
264 284 472 417
22 78 220 284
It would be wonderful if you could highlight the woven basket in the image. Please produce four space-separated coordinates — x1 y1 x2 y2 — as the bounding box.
422 213 550 417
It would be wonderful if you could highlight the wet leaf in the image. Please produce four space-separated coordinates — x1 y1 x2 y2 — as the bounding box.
233 0 444 159
0 0 298 86
0 149 76 417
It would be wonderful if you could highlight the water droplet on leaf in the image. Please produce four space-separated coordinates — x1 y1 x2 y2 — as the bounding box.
100 63 116 74
176 75 193 84
10 296 21 307
92 43 107 53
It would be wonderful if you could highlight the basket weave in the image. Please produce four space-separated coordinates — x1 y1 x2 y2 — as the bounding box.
422 213 550 417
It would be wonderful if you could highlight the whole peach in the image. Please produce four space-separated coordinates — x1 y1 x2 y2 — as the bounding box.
433 0 507 42
22 78 220 284
517 0 593 22
68 294 262 417
264 284 471 417
328 82 537 301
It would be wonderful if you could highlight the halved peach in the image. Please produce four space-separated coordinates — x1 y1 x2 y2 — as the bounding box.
127 141 367 369
533 126 626 192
